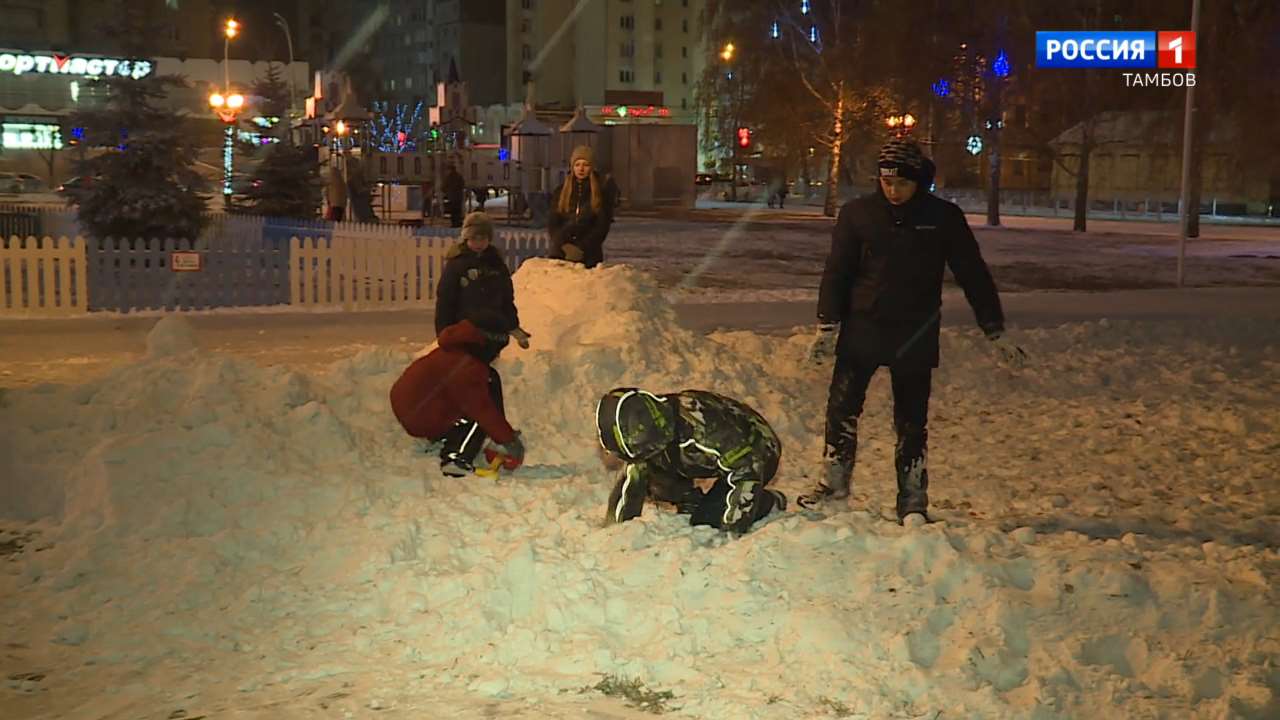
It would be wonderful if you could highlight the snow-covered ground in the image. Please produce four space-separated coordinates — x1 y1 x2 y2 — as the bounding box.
2 252 1278 719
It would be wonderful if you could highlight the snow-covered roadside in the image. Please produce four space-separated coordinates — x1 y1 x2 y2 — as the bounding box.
1 261 1277 719
605 216 1280 298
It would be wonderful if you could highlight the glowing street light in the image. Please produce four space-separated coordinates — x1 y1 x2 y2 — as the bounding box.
720 42 735 62
885 113 917 136
213 18 244 205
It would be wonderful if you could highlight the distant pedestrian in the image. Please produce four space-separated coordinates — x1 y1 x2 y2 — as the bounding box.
325 165 347 222
443 164 466 228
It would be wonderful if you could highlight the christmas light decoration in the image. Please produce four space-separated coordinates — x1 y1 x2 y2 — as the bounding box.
369 101 427 153
993 49 1010 78
932 79 951 97
770 21 780 39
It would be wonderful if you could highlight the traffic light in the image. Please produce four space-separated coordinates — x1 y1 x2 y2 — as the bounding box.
736 126 751 149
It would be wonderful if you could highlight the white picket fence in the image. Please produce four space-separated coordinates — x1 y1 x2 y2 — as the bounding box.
1 230 548 317
291 234 454 310
1 235 89 316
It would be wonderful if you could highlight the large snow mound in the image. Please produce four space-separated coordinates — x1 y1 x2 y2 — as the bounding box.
1 259 1278 719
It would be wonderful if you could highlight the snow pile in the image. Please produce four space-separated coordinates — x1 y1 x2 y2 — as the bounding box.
1 260 1277 719
143 315 198 359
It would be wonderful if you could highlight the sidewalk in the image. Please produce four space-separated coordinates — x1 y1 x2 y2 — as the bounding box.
690 198 1280 241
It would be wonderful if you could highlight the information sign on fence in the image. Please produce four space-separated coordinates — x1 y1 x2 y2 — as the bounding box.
170 251 203 272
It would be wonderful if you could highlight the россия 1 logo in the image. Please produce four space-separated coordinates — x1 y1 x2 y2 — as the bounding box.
1036 31 1195 87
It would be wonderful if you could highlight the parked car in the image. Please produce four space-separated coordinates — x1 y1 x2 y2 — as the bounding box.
57 175 95 194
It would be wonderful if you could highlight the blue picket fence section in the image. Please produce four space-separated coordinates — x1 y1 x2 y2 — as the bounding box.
0 205 549 313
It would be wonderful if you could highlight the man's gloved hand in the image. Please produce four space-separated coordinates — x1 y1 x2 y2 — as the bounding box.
483 431 525 470
807 322 839 364
510 327 532 349
988 332 1027 369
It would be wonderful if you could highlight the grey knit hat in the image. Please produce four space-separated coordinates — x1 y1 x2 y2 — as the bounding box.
460 211 494 242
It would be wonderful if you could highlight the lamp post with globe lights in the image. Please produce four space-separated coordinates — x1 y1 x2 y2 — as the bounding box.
885 113 917 138
210 18 244 208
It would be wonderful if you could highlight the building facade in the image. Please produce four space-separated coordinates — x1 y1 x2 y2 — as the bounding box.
509 0 706 112
1049 111 1273 214
356 0 706 112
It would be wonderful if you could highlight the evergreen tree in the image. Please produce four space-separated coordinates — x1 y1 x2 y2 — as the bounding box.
251 63 291 131
241 143 320 218
65 1 208 240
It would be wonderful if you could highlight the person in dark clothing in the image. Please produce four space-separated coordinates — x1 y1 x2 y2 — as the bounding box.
389 316 526 477
434 211 532 350
799 139 1024 525
597 388 787 534
547 145 619 268
443 164 466 228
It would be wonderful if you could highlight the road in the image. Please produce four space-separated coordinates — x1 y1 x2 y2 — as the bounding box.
3 286 1278 388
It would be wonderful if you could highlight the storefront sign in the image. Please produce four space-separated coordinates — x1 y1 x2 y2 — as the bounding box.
0 51 153 79
598 104 672 119
1 122 62 150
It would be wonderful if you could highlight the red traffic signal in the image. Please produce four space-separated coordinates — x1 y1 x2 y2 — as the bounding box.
736 127 751 148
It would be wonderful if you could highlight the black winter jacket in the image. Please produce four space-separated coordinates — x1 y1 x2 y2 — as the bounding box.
434 242 520 336
547 172 618 267
818 188 1004 369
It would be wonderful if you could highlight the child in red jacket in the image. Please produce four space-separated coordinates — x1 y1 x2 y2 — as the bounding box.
390 317 525 476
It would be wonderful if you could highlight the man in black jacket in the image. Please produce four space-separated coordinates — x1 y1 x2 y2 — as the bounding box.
799 139 1023 524
443 164 466 228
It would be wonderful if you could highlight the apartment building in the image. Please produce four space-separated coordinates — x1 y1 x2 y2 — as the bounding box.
508 0 706 111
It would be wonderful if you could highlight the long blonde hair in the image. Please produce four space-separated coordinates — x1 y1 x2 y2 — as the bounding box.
557 170 602 214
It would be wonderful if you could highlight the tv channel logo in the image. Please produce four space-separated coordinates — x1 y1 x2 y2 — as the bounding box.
1036 31 1195 69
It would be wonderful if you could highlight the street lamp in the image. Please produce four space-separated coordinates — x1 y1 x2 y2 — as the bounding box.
885 113 917 137
223 18 239 90
212 17 243 208
272 13 299 126
210 91 246 202
720 42 743 201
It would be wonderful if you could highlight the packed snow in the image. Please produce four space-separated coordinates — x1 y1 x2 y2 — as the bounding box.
2 259 1278 719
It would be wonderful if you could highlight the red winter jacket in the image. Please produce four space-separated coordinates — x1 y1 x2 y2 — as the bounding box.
389 321 516 443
